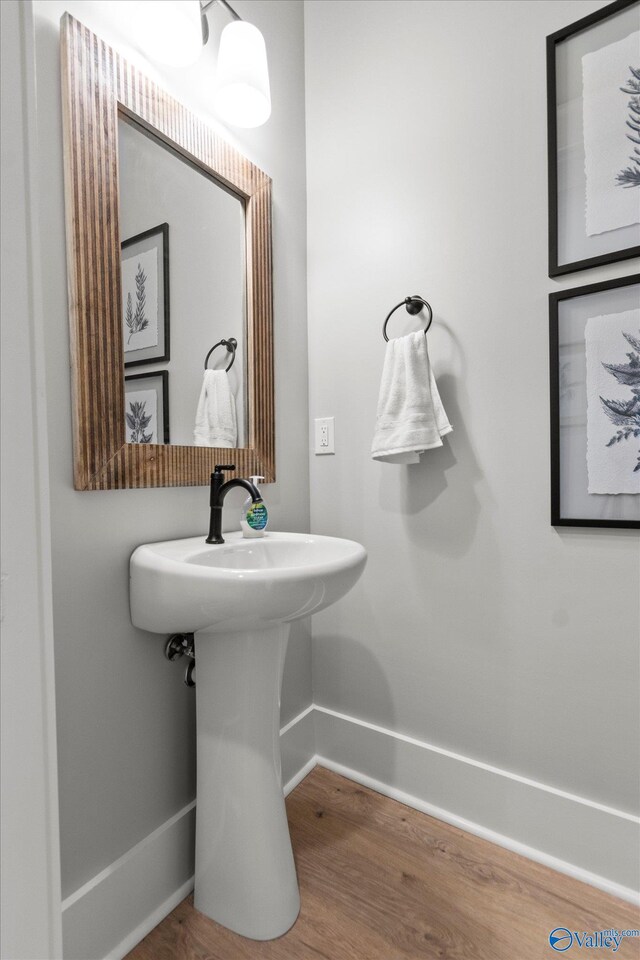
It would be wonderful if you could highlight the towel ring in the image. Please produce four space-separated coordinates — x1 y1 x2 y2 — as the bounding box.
382 296 433 342
204 337 237 372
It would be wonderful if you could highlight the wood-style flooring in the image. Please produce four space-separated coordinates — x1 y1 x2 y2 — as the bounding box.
126 766 640 960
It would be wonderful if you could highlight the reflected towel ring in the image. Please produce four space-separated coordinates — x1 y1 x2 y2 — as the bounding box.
204 337 237 372
382 296 433 342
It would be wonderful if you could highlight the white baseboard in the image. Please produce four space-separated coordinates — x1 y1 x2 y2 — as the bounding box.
107 876 195 960
314 705 640 905
62 701 639 959
61 801 197 960
281 703 316 792
61 702 317 960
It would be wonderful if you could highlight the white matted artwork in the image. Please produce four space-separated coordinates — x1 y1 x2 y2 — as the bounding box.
125 386 157 443
583 31 640 237
585 311 640 494
121 223 170 366
550 275 640 527
124 371 169 445
122 247 158 351
547 0 640 275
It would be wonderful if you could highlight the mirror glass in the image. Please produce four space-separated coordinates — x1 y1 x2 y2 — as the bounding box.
118 116 246 447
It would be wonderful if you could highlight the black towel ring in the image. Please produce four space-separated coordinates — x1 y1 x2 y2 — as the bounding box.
204 337 237 372
382 295 433 342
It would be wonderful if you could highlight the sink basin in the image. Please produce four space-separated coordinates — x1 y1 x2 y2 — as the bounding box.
129 531 366 941
130 531 367 634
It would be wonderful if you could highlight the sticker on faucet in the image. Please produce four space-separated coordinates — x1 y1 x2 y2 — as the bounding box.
246 501 268 530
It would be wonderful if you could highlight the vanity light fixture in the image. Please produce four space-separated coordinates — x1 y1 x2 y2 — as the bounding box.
131 0 271 128
201 0 272 128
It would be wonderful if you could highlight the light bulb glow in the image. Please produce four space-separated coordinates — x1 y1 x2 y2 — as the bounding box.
130 1 203 68
214 21 271 128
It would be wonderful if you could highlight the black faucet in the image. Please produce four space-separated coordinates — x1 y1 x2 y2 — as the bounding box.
206 464 262 544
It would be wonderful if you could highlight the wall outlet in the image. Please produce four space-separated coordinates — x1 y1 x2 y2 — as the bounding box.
314 417 335 455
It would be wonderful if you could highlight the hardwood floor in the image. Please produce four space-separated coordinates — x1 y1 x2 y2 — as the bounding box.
126 767 639 960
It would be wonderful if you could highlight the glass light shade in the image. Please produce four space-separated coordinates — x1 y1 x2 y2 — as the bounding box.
131 1 203 68
214 21 271 128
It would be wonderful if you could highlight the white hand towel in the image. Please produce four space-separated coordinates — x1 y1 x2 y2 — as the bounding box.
371 330 452 463
194 369 238 447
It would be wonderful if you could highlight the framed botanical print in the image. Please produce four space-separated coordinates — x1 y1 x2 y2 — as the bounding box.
547 0 640 276
550 274 640 527
121 223 170 367
124 371 170 445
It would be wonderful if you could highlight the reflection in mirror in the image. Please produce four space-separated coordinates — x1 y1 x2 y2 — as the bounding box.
118 116 246 447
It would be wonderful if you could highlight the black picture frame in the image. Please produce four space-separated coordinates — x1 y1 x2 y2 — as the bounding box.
124 370 170 445
121 222 170 367
547 0 640 277
550 273 640 528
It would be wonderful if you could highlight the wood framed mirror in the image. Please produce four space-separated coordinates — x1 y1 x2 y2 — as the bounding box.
60 14 274 490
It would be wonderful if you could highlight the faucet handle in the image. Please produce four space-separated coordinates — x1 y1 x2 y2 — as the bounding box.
214 464 236 473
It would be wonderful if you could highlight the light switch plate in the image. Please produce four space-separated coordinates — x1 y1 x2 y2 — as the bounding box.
314 417 335 455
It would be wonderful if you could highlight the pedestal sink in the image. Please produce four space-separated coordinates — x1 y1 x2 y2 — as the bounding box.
130 531 366 940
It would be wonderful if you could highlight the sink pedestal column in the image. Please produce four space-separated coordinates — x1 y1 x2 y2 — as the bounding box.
193 622 300 940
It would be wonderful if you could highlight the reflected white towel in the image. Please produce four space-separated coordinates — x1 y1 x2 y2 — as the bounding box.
371 331 452 463
194 369 237 447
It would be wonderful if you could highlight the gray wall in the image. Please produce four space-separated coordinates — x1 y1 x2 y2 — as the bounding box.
305 0 639 820
32 0 310 899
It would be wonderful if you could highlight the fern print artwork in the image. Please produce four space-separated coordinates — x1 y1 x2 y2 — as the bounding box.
125 263 149 344
600 330 640 473
124 387 158 445
616 65 640 189
121 245 159 356
582 31 640 237
585 311 640 496
126 400 153 443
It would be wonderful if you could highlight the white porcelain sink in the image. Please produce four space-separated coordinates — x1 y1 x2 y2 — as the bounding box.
130 531 366 635
130 531 366 941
